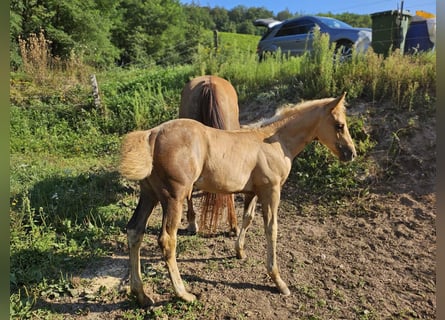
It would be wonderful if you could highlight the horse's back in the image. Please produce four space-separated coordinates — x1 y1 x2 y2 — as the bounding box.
179 75 240 130
179 76 205 119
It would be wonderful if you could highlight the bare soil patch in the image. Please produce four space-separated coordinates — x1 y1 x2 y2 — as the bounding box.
40 100 436 319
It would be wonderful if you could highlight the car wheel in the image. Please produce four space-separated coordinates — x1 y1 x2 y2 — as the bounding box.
334 41 353 63
258 51 272 62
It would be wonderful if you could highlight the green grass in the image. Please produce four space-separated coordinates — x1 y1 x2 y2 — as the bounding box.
218 31 260 54
10 155 124 278
9 157 132 319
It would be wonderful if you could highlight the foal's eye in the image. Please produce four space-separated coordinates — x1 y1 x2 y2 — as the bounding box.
335 123 344 131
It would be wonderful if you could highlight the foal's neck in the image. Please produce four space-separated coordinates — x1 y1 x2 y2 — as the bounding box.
268 104 322 158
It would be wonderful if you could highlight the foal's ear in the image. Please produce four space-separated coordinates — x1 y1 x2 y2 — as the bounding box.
328 92 347 111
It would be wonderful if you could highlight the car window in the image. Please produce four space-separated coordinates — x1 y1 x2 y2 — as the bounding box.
275 19 315 37
317 17 352 29
260 27 276 40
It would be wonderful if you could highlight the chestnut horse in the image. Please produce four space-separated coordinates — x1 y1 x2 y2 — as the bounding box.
119 93 356 306
179 75 239 235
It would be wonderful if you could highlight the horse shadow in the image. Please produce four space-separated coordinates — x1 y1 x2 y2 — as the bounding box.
11 169 134 292
179 256 279 294
19 168 132 229
24 253 277 316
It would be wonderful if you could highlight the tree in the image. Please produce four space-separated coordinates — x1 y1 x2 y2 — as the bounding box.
111 0 190 66
10 1 23 68
183 4 215 30
336 12 371 28
10 0 120 68
211 6 231 32
245 7 274 35
276 9 294 21
228 5 248 25
319 12 371 28
237 21 256 34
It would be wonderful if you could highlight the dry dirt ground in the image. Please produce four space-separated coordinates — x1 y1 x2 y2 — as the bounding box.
38 100 436 319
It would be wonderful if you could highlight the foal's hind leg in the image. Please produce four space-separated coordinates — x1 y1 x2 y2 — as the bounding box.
127 180 159 307
235 194 258 259
159 196 196 302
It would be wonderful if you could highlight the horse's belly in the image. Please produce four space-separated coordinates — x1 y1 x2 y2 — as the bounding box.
194 170 251 194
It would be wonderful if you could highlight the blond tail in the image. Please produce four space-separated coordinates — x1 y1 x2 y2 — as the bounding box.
119 130 153 181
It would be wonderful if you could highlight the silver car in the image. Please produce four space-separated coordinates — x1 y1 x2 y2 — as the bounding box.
254 15 372 60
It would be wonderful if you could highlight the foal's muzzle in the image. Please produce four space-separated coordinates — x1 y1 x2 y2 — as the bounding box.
337 143 357 162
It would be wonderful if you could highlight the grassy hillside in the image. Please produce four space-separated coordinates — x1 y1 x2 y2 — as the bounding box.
218 31 261 54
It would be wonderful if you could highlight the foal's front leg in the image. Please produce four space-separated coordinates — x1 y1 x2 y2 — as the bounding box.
159 197 196 302
261 189 291 296
235 194 258 259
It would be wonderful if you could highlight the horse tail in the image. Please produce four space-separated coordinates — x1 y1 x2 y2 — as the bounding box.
119 130 153 181
200 78 226 130
196 77 238 236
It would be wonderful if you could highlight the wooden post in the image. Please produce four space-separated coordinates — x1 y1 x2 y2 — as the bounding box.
90 74 106 116
213 29 218 50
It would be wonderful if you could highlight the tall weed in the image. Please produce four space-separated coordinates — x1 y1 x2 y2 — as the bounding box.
18 30 51 85
13 30 93 107
299 29 336 98
357 48 435 107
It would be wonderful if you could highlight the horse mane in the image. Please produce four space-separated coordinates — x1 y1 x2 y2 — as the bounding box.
200 77 226 129
245 97 342 128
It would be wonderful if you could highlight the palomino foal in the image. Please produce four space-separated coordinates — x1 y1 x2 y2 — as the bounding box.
119 93 356 306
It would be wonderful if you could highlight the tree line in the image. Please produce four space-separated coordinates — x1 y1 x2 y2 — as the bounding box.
10 0 371 69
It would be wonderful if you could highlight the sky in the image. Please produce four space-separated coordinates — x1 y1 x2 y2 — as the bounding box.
180 0 436 16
